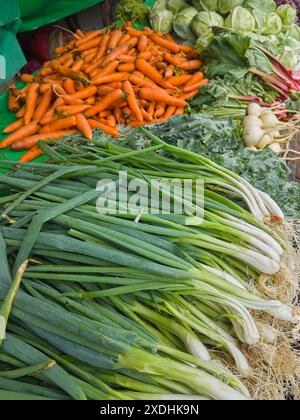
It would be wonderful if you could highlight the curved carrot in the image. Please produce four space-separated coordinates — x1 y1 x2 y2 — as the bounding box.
24 83 40 125
85 89 124 117
16 105 26 118
34 89 53 120
123 80 143 122
76 114 93 140
87 119 119 137
8 92 20 113
12 130 76 150
118 63 135 73
163 106 176 119
139 88 187 108
154 103 166 118
0 121 40 149
3 119 24 134
141 108 152 121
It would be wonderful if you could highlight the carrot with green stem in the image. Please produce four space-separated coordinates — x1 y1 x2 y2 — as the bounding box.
76 114 93 140
0 121 41 149
85 89 124 117
123 80 143 122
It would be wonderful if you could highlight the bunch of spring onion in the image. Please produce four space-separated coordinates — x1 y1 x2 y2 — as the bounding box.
243 103 300 153
0 129 294 400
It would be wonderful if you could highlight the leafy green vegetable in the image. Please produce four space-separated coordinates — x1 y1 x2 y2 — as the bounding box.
218 0 244 15
173 6 198 40
276 4 297 29
195 32 215 53
191 0 218 12
243 0 277 13
167 0 189 14
225 7 256 33
191 11 224 38
260 13 282 35
116 0 149 23
149 0 174 32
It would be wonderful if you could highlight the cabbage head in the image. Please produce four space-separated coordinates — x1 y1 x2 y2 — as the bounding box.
261 13 282 35
191 11 224 38
191 0 218 12
167 0 189 15
278 48 298 69
243 0 276 13
150 9 174 32
276 4 297 30
217 0 244 16
173 6 198 40
225 6 256 32
285 25 300 42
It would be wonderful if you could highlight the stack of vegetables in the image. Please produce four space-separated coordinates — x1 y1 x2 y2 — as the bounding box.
1 24 208 163
0 129 298 400
149 0 300 70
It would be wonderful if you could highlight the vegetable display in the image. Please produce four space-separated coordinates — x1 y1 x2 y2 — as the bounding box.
0 130 298 400
1 24 208 162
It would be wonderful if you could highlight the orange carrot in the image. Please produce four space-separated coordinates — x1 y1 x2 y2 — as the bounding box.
107 114 117 127
179 90 199 100
164 52 186 67
138 35 148 52
61 95 84 105
95 33 110 61
180 60 202 71
75 30 102 47
168 74 192 87
184 72 204 87
8 92 20 112
139 88 187 108
39 84 51 94
0 121 40 149
175 107 184 115
76 37 102 52
108 30 123 50
73 86 98 99
98 86 115 96
63 79 76 94
40 98 64 125
12 130 76 150
20 74 35 83
85 89 124 117
154 103 166 118
101 37 138 66
3 119 24 134
86 96 96 105
119 34 131 46
87 119 119 137
24 83 40 125
128 74 154 88
118 54 135 63
183 78 209 93
39 125 51 133
108 82 123 89
18 146 43 162
91 61 119 80
34 89 53 120
141 108 152 121
64 58 74 68
149 35 180 53
118 63 135 73
163 105 176 119
135 59 169 88
123 80 143 122
16 105 26 118
126 27 152 37
165 67 173 79
84 57 104 74
138 51 152 61
46 116 77 132
147 101 156 117
76 114 93 140
92 73 128 86
40 67 53 77
72 58 84 72
99 110 110 118
57 104 91 116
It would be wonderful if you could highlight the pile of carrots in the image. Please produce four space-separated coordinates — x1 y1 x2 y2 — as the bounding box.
1 23 208 162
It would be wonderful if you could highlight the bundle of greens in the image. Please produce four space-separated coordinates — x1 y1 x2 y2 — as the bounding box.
0 131 298 400
116 0 149 23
